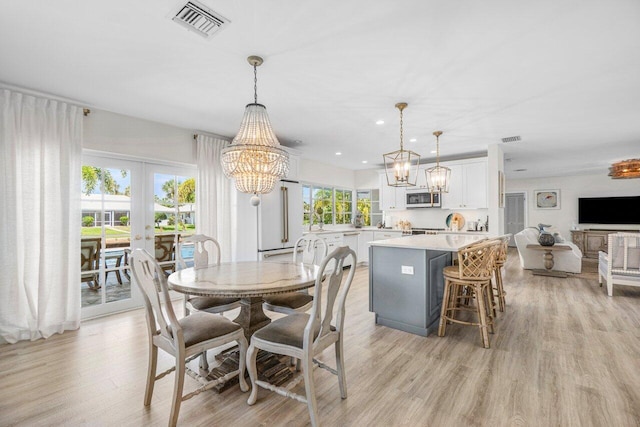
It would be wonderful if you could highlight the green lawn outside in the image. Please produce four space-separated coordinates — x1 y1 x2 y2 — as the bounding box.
81 226 130 236
81 224 195 237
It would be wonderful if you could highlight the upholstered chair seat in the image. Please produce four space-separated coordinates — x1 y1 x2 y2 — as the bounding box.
130 249 248 427
247 246 357 427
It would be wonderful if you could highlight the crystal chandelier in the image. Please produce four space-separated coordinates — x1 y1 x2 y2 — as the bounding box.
609 158 640 179
221 55 289 200
425 131 451 193
383 103 420 187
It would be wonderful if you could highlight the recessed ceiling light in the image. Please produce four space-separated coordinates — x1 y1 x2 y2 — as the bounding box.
376 120 384 125
362 160 368 164
409 138 417 142
335 152 342 156
430 150 437 154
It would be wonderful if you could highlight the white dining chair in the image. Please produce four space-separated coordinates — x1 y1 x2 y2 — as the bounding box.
262 235 328 314
130 248 248 427
177 234 241 317
247 246 357 427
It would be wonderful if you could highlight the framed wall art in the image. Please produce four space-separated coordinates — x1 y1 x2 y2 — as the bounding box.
534 189 560 209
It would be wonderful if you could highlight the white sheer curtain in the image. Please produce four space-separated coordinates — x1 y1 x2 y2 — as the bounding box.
195 134 236 262
0 89 82 343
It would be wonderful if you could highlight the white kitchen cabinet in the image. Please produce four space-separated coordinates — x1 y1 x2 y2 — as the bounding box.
441 160 487 209
358 230 403 264
314 232 343 270
342 232 359 266
373 230 404 240
379 173 406 211
357 230 374 263
412 164 432 190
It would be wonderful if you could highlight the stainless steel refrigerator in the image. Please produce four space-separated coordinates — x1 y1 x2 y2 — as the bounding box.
257 180 303 259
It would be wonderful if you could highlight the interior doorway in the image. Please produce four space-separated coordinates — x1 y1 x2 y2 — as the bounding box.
505 192 526 247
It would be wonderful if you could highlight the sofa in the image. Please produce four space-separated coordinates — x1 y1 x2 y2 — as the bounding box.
514 227 582 273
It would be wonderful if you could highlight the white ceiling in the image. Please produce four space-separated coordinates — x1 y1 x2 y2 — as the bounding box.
1 0 639 178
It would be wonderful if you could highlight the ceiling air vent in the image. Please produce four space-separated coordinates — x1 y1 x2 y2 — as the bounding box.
172 1 229 39
501 135 522 143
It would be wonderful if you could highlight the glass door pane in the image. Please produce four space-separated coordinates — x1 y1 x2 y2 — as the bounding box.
81 158 143 318
149 167 197 274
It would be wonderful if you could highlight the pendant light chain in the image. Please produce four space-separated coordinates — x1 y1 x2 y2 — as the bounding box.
399 107 404 151
436 133 440 167
253 63 258 104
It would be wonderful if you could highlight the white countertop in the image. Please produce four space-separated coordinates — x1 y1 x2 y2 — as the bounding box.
368 234 490 251
303 227 404 235
303 228 489 236
439 231 490 235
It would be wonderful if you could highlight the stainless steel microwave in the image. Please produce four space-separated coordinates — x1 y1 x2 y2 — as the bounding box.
406 191 441 208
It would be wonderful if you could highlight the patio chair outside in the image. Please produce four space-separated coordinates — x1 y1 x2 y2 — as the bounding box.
81 237 101 290
155 233 178 275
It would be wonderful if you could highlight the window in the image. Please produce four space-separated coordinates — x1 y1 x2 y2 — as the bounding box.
356 189 382 227
335 189 352 225
302 184 354 226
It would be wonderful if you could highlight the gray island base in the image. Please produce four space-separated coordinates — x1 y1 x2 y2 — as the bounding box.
368 234 489 337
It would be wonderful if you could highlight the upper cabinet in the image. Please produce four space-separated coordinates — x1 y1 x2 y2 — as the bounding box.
379 173 406 211
411 164 431 190
440 159 487 209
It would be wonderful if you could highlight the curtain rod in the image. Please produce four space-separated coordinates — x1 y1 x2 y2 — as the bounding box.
1 81 91 113
193 132 231 142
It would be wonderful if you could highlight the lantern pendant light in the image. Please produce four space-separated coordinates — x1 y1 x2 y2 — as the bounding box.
425 131 451 193
383 103 420 187
221 55 289 202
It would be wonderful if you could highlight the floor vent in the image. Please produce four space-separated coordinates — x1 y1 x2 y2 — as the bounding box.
172 1 229 39
501 136 522 143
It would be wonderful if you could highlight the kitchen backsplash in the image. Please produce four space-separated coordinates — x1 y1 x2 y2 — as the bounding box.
383 208 489 230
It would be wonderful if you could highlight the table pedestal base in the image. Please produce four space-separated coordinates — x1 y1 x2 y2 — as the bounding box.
205 348 294 393
233 297 271 342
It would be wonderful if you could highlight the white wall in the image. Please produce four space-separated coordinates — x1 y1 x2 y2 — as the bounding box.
355 168 380 189
83 109 197 164
506 173 640 239
298 158 355 188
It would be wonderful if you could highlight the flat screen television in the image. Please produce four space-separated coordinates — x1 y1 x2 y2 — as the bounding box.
578 196 640 224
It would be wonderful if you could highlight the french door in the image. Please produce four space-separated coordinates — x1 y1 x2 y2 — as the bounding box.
81 154 197 319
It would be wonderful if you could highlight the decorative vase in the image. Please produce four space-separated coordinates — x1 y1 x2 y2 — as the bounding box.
538 231 555 246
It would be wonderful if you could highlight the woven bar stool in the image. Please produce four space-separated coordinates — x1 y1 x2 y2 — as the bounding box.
491 235 511 313
438 240 500 348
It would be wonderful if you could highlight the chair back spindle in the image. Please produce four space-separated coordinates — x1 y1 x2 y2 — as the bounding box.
305 246 356 347
294 235 328 267
130 249 181 345
177 234 221 270
457 240 497 280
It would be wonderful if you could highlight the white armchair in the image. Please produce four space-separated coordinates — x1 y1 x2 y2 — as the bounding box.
598 233 640 296
514 227 582 273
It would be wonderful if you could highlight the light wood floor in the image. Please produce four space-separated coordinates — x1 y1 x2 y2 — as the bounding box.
2 249 640 426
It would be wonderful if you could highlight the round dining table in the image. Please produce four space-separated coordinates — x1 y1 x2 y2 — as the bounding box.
168 260 319 340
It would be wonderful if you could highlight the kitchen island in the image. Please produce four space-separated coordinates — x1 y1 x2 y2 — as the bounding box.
369 234 488 336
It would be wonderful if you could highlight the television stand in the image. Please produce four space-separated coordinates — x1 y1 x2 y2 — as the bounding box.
570 229 640 259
